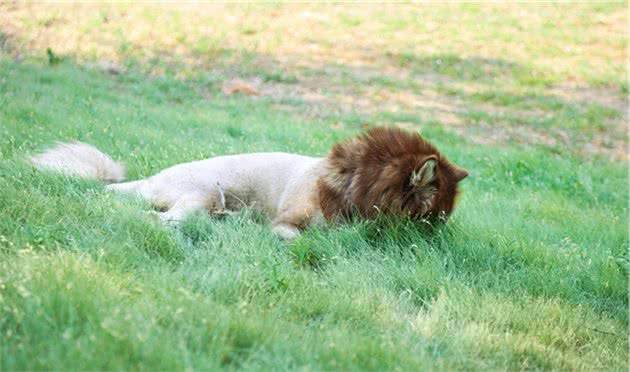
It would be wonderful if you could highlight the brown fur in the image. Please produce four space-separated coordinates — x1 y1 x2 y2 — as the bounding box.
317 127 468 222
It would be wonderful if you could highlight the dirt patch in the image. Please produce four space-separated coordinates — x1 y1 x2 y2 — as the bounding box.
550 82 627 117
229 66 627 160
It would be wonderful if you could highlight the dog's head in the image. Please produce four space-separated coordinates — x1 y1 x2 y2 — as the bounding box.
319 127 468 221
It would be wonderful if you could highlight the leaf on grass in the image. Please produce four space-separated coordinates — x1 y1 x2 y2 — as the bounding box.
222 79 260 96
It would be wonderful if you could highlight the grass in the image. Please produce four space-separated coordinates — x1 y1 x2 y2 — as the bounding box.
2 3 627 159
0 3 628 371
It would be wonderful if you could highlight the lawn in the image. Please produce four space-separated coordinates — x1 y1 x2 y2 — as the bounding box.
0 3 628 371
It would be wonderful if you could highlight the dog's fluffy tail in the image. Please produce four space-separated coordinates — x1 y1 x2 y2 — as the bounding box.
30 141 126 183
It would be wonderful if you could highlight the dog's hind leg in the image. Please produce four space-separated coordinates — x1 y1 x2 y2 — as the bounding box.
106 179 165 210
106 179 165 205
109 181 224 225
271 222 301 240
154 194 208 224
106 180 147 195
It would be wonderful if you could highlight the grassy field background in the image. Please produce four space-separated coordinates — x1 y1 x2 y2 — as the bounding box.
0 3 628 370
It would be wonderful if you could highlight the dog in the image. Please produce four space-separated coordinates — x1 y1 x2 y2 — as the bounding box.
30 127 469 239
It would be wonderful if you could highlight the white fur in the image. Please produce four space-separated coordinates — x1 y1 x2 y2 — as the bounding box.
30 142 125 182
31 142 327 238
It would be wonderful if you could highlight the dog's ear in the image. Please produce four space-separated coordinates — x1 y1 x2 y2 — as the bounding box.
451 164 469 182
410 155 438 188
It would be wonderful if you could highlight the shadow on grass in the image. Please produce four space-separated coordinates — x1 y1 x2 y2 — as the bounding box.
387 52 555 87
11 37 623 149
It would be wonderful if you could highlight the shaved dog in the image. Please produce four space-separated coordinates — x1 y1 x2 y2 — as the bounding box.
31 127 468 239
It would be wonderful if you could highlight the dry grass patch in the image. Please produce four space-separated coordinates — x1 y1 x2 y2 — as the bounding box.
1 2 626 159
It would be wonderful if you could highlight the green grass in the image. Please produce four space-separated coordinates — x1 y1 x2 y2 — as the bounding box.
0 57 627 370
0 2 628 370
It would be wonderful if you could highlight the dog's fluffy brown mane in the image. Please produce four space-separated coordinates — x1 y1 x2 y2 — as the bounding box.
317 127 467 222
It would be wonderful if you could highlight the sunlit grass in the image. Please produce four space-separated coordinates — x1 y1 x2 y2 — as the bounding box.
0 3 627 370
0 56 627 371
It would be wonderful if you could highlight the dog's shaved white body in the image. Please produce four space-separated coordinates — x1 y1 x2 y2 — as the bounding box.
31 142 325 239
109 153 327 238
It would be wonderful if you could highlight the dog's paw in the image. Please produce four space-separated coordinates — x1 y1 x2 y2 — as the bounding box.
144 210 161 221
144 210 182 226
211 209 237 219
272 223 301 240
